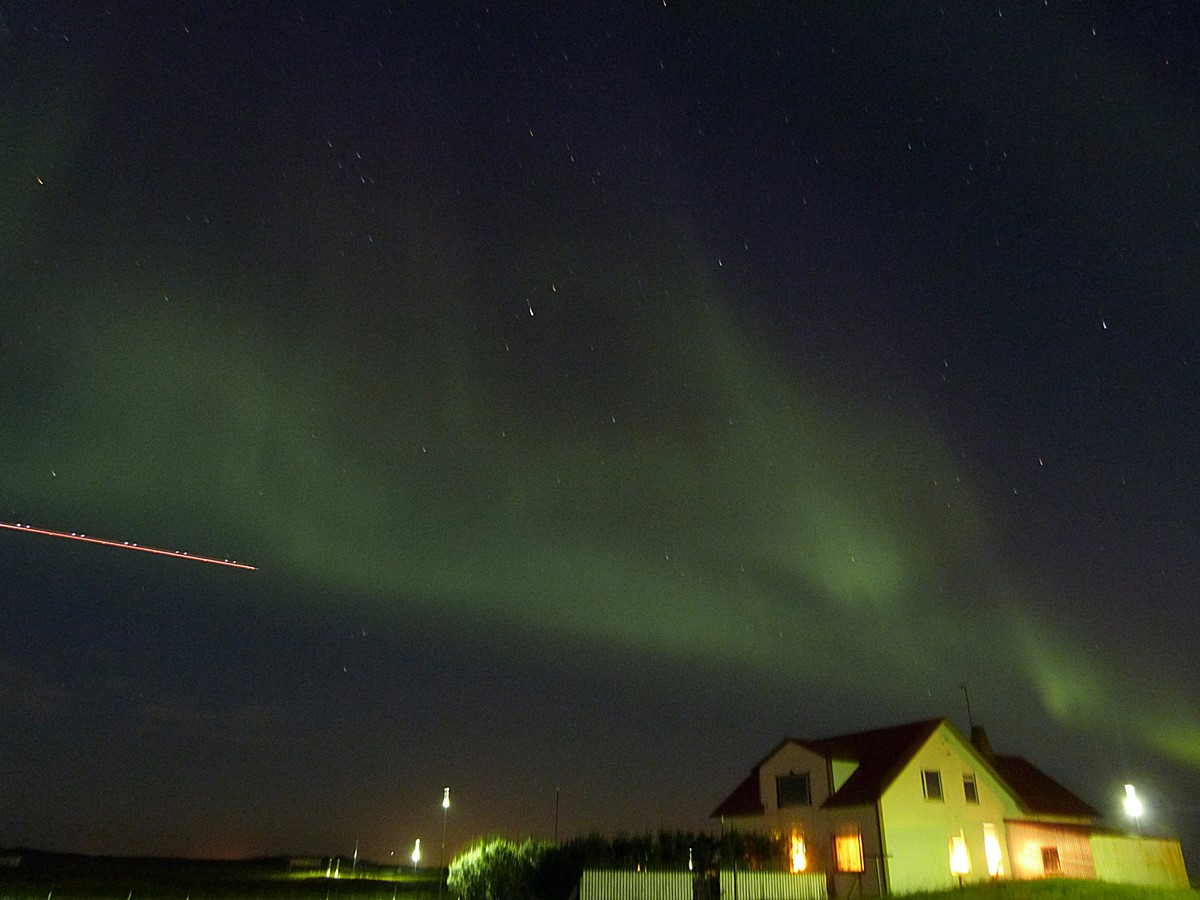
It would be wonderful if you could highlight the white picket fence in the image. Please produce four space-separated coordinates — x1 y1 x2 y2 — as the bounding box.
578 869 826 900
719 869 827 900
579 869 693 900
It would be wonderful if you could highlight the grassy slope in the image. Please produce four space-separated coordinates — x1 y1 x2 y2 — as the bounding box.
1 852 1194 900
903 881 1198 900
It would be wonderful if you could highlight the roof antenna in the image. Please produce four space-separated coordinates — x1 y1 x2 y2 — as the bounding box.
959 684 974 731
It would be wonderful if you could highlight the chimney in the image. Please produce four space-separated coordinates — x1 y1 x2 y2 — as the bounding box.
971 725 994 759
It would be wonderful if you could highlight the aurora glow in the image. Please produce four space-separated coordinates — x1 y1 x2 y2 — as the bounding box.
1 0 1197 865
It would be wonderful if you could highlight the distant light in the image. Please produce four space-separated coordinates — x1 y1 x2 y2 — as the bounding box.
1124 784 1144 819
412 839 421 865
442 787 451 809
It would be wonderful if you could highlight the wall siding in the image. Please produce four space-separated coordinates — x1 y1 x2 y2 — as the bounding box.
1090 834 1190 889
1006 821 1096 880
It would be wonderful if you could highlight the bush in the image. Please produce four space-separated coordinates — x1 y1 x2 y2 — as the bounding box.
448 829 789 900
447 838 552 900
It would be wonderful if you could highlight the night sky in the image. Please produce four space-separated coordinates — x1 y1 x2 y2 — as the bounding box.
2 0 1199 867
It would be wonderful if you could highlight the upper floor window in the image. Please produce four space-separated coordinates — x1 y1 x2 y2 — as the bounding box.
777 772 811 807
963 773 979 803
922 769 943 801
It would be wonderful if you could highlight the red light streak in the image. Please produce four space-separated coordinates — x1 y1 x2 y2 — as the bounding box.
0 521 256 570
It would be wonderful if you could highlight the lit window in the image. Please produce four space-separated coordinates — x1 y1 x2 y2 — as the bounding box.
790 832 807 873
963 774 979 804
835 833 865 873
983 824 1003 877
1041 847 1061 875
949 832 971 876
776 772 811 808
922 769 943 801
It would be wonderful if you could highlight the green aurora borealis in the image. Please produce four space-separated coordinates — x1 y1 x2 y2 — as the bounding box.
6 219 1197 771
3 0 1199 860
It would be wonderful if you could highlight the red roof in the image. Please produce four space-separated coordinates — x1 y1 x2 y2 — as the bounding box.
990 754 1100 819
812 718 944 808
710 719 943 817
711 768 764 818
711 718 1098 821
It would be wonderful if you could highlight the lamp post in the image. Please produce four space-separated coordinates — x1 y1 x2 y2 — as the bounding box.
1124 784 1144 835
438 787 450 900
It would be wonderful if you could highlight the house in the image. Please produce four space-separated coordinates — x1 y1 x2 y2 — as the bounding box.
712 718 1189 896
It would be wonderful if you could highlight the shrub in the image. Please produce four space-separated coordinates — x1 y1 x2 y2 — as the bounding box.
448 838 552 900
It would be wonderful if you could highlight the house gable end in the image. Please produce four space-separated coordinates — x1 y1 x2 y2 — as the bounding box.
820 719 945 808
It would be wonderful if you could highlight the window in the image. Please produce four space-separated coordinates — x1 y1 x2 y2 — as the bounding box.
789 832 807 873
776 772 811 807
963 773 979 804
1041 847 1061 875
835 833 865 873
983 824 1003 877
949 832 971 876
922 769 943 801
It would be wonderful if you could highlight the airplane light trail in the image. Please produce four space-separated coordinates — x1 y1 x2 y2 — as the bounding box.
0 522 256 570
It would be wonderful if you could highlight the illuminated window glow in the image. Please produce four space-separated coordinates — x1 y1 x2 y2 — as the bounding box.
983 824 1003 877
949 832 971 876
790 832 807 873
835 833 864 873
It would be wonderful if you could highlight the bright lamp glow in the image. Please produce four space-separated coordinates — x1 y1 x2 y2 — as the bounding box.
412 839 421 865
442 787 451 809
1124 784 1144 819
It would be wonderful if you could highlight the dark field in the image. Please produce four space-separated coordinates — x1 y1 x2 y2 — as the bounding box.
0 851 442 900
3 850 1195 900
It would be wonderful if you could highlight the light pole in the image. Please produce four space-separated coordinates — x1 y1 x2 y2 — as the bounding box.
1124 784 1144 835
412 838 421 872
438 787 450 900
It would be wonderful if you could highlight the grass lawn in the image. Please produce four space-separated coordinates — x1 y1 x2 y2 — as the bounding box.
1 851 1194 900
0 851 443 900
901 880 1198 900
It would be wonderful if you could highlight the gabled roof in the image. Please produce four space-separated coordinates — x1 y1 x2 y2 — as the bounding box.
710 719 945 817
711 768 764 818
812 718 944 808
990 754 1100 819
711 717 1099 821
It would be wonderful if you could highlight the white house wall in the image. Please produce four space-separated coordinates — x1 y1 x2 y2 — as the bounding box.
756 742 832 868
825 804 885 899
752 742 885 893
1090 834 1189 889
878 724 1021 894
